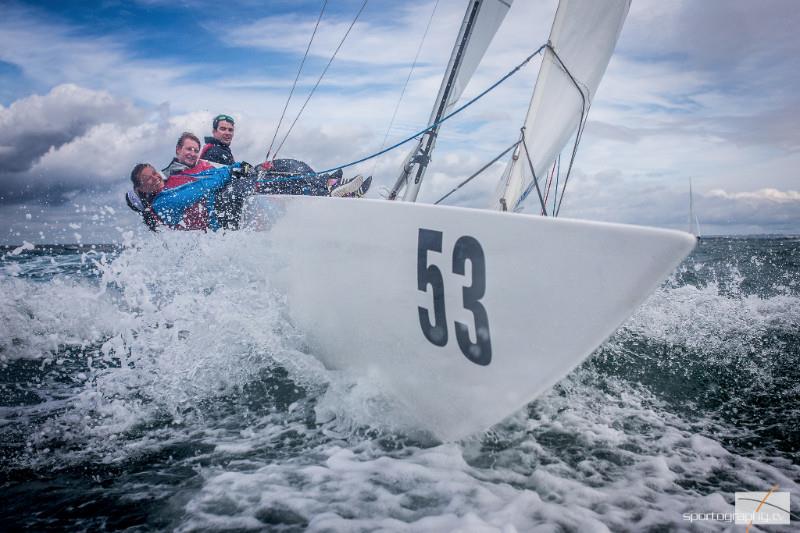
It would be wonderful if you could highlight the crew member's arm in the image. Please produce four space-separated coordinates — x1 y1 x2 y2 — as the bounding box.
151 166 235 226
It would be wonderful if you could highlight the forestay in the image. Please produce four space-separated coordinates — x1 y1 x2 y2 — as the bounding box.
492 0 631 212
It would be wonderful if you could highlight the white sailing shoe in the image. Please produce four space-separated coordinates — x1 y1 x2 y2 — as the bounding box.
330 174 369 197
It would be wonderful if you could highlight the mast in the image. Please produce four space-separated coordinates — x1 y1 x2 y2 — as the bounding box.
389 0 512 202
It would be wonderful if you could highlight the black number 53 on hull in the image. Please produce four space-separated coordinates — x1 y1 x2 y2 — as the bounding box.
245 196 694 441
418 228 492 366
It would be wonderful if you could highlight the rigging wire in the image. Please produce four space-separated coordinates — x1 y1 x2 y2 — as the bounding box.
539 43 590 217
256 43 548 185
434 141 520 205
552 154 560 214
257 40 593 216
507 43 588 215
555 115 586 216
541 157 557 215
273 0 370 159
309 43 547 176
371 0 440 177
266 0 328 160
519 128 549 216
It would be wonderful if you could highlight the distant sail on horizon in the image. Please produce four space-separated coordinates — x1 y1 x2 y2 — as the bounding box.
689 177 701 237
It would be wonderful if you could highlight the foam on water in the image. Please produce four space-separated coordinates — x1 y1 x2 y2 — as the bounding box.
1 236 798 531
1 233 412 468
177 366 799 531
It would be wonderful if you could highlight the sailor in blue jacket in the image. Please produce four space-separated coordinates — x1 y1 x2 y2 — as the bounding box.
126 162 243 231
126 162 370 231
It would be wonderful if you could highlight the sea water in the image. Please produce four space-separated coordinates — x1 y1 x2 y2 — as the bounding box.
1 234 798 531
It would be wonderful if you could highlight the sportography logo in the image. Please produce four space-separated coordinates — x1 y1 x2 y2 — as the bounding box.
735 489 790 526
682 486 792 530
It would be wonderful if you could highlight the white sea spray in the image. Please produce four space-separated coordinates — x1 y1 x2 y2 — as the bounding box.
2 236 798 531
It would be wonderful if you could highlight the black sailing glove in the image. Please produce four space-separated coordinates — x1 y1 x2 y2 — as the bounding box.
231 161 254 179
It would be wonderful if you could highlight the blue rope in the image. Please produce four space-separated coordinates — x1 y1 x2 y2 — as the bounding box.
256 43 548 185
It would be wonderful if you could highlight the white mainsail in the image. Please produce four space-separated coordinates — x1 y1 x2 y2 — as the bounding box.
390 0 512 202
492 0 631 213
436 0 512 116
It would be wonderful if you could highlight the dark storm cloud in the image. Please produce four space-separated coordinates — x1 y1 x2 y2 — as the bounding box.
0 84 159 205
0 84 139 171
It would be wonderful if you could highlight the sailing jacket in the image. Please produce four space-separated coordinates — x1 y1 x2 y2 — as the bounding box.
161 158 218 229
162 158 216 179
200 137 235 166
152 165 236 231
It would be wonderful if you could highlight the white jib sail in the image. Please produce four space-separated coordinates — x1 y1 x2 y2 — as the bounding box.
492 0 631 212
395 0 512 202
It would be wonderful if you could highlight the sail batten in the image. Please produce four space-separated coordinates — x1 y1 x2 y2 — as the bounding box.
492 0 631 212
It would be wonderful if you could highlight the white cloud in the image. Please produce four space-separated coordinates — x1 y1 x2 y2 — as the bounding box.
0 5 196 102
707 188 800 203
557 173 800 234
230 2 462 67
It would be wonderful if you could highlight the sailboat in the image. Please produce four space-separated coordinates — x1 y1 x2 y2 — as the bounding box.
243 0 695 441
689 178 702 237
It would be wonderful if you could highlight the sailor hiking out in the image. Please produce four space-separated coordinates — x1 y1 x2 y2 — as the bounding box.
127 159 370 232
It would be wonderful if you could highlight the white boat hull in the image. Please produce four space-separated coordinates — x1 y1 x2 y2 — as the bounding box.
243 196 695 440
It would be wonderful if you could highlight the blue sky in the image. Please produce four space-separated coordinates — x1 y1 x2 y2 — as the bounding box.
1 0 798 244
